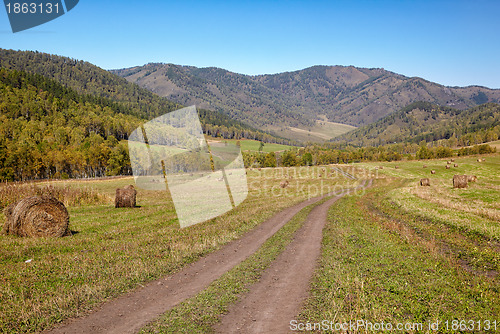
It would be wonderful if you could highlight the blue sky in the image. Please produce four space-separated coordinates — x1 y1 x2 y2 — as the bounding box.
1 0 500 88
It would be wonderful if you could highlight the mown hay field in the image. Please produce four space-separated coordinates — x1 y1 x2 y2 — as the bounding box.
300 153 500 331
360 154 500 239
0 166 364 333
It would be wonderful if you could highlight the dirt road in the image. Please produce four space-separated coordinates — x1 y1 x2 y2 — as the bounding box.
215 179 370 333
46 183 364 334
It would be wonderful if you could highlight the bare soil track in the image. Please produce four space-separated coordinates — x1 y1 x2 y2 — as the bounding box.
216 179 371 333
46 180 369 334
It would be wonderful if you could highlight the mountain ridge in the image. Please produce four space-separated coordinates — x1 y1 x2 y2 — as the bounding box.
112 63 500 138
0 49 291 145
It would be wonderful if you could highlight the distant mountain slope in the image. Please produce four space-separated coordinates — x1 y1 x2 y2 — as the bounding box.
112 63 315 129
112 63 500 133
334 102 500 146
0 49 290 145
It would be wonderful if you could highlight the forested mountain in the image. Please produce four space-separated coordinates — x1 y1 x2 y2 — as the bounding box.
0 50 295 181
114 63 314 129
334 102 500 147
1 48 497 182
113 63 500 132
0 49 289 143
0 49 181 119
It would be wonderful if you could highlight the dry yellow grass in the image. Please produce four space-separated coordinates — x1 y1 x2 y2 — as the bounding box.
0 165 364 333
411 181 500 221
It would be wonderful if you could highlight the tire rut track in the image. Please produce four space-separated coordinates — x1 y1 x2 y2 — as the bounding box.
45 183 366 334
215 179 370 334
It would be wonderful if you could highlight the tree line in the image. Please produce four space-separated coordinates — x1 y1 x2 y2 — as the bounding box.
242 142 496 168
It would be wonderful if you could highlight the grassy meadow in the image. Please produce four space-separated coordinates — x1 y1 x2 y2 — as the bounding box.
300 154 500 332
488 139 500 151
306 119 357 140
1 153 498 333
0 167 362 333
271 120 356 142
210 138 295 152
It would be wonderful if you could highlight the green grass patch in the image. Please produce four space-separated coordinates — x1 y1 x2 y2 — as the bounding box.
357 154 499 183
215 139 295 152
300 181 500 331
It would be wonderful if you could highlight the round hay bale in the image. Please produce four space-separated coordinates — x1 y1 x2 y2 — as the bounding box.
423 165 427 168
395 166 399 169
467 175 477 182
453 175 468 188
420 178 430 186
477 158 482 162
430 170 436 174
446 165 450 169
115 185 137 208
454 163 458 167
5 196 69 237
450 158 455 162
447 161 451 165
379 166 384 170
280 180 289 188
2 202 17 234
